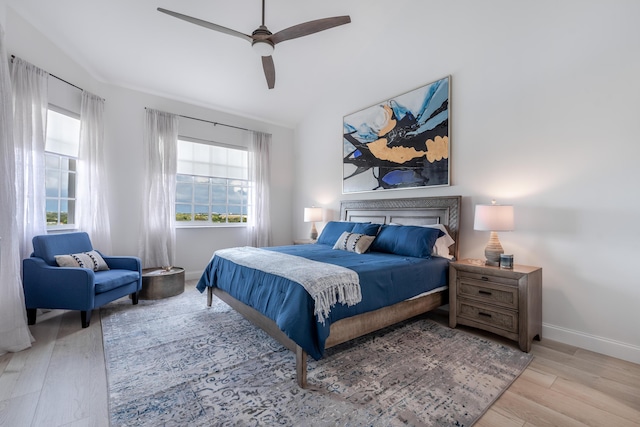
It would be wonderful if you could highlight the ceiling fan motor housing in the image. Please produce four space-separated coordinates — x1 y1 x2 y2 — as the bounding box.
251 26 275 56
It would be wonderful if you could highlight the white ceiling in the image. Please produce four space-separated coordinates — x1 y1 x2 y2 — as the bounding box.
5 0 395 128
8 1 554 129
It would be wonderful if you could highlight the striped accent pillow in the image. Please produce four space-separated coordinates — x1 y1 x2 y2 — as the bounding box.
332 232 375 254
55 250 109 271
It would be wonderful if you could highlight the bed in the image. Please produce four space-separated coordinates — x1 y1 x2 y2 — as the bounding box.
196 196 461 388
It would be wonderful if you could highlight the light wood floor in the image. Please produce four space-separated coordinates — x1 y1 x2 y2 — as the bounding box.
1 291 639 426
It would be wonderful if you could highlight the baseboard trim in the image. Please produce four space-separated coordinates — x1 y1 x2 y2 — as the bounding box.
185 270 202 281
174 278 640 365
542 323 640 364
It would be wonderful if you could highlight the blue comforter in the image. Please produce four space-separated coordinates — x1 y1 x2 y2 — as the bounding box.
196 244 449 360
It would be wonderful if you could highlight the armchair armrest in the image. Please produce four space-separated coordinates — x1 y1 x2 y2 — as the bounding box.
101 255 141 272
22 257 96 310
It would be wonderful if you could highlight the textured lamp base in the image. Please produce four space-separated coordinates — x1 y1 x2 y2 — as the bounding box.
484 231 504 266
309 223 318 240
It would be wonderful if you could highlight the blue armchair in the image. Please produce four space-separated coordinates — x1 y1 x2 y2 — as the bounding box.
23 232 142 328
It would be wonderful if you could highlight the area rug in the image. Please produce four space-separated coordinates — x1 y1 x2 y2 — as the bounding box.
100 285 532 426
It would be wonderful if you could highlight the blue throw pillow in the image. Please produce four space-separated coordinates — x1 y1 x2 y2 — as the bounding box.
370 225 444 258
316 221 362 245
352 222 381 236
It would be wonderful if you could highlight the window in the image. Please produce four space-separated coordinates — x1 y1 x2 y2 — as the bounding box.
45 108 80 228
176 138 250 225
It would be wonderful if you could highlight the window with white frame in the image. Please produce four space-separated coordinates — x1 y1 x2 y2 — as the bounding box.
176 138 250 225
45 107 80 228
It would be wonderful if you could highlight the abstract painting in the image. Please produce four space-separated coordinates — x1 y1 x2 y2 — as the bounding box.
343 76 450 193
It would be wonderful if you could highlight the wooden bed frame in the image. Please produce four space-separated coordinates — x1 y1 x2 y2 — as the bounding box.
207 196 462 388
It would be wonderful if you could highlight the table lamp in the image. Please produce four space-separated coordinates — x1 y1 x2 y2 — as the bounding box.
303 207 323 240
473 200 514 266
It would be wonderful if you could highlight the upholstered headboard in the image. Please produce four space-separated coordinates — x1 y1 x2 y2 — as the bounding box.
340 196 462 260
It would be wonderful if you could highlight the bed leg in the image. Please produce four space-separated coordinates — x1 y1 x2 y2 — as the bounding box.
207 287 213 307
296 345 307 388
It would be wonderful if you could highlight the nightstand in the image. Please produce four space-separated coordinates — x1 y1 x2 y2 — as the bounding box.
449 259 542 352
293 239 316 245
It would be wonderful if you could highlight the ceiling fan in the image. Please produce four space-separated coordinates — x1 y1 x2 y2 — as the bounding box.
157 1 351 89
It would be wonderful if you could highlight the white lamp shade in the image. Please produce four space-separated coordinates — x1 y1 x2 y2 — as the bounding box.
474 204 514 231
303 207 323 223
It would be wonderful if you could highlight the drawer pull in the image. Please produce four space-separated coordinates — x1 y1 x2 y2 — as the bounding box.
481 276 490 281
478 312 492 318
478 290 492 296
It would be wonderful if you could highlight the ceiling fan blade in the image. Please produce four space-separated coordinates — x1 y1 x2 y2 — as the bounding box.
157 8 253 43
262 56 276 89
269 16 351 45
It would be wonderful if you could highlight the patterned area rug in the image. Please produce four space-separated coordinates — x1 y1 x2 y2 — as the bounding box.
101 285 532 426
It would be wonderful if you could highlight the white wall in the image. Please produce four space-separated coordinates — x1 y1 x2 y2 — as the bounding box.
3 5 295 280
293 1 640 363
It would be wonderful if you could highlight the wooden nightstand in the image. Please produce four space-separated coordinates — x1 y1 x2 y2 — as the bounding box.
449 259 542 352
293 239 316 245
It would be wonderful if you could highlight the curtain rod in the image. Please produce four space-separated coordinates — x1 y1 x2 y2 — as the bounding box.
145 107 253 133
9 55 105 101
10 55 83 92
180 113 252 133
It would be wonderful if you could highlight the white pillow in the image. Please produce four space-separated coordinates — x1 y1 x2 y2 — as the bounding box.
332 232 375 254
55 250 110 271
389 223 455 259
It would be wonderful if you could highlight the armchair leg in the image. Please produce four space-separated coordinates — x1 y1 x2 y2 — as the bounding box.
131 292 139 305
81 310 91 328
27 308 37 325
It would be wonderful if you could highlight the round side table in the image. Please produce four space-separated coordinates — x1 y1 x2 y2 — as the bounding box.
139 267 185 300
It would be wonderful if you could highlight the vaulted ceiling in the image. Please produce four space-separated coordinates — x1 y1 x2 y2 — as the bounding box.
6 1 554 128
5 0 397 127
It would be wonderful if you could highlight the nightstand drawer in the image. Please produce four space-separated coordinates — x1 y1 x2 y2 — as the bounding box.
457 279 518 310
457 270 519 287
457 300 518 334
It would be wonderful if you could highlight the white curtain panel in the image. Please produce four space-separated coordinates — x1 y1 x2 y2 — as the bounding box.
77 91 112 254
247 131 272 248
11 57 48 261
139 108 178 268
0 31 34 354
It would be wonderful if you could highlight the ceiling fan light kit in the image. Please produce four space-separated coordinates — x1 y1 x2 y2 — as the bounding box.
252 40 274 57
157 1 350 89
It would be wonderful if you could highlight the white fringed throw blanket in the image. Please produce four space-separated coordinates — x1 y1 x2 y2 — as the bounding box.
214 247 362 324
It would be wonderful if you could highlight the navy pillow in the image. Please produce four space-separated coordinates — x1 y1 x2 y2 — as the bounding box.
352 223 381 236
370 225 444 258
316 221 360 245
